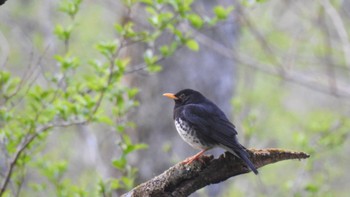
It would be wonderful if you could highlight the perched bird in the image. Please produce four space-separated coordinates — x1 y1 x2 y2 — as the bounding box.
163 89 258 174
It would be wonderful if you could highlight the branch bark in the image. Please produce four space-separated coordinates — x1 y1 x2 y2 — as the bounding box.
122 148 310 197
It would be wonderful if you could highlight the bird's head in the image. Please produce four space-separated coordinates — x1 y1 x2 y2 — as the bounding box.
163 89 206 106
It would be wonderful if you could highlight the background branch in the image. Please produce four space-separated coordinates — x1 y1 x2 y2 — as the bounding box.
192 28 350 98
122 148 310 197
321 0 350 70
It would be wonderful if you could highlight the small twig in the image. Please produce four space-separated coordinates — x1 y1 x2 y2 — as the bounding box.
14 167 25 197
0 120 86 196
321 0 350 70
192 27 350 98
7 47 50 110
318 8 338 95
125 56 165 74
0 31 9 69
236 4 286 76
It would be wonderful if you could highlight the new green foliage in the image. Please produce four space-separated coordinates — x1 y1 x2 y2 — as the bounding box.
0 0 228 196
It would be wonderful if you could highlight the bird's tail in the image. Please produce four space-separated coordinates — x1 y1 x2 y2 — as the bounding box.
235 146 258 175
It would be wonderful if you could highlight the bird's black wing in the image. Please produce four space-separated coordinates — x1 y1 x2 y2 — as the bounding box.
183 103 259 175
182 103 239 146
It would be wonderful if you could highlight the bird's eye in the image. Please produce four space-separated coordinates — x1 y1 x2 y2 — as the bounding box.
179 94 186 100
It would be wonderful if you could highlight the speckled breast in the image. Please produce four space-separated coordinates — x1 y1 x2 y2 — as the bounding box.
174 118 211 150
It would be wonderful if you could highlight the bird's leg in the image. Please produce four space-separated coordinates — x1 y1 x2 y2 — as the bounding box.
181 149 209 165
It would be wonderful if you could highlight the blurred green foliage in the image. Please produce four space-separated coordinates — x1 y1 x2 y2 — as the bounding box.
1 0 349 196
224 1 350 196
0 0 232 196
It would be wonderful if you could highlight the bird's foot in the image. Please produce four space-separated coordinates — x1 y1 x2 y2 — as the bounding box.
181 155 203 165
181 149 209 165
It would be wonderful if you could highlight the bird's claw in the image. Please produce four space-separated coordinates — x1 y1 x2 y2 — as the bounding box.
181 155 205 165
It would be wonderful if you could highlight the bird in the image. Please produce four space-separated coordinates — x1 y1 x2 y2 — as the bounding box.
163 89 258 174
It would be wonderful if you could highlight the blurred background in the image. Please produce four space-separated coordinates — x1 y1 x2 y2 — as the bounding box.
1 0 350 196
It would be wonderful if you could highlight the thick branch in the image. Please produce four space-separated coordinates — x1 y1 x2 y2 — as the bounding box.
122 148 310 197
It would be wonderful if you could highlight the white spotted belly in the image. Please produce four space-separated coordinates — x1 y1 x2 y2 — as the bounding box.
174 118 208 150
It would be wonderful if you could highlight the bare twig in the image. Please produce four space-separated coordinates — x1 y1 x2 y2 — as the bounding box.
0 31 9 69
125 56 166 74
0 120 87 196
321 0 350 70
192 28 350 98
7 46 50 110
236 4 286 76
318 8 339 95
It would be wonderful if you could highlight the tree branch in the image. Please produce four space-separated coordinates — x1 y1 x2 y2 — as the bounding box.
122 148 310 197
0 120 87 196
321 0 350 70
192 28 350 98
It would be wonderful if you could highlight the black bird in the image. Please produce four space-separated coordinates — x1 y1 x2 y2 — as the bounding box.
163 89 258 174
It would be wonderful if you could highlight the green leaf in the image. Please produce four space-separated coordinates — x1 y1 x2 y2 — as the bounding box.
186 39 199 51
187 14 203 29
59 0 82 18
96 115 113 125
159 12 174 22
140 0 153 5
206 16 219 26
149 16 160 27
123 134 132 145
112 157 127 170
0 71 10 85
110 179 121 189
6 78 20 94
143 49 159 66
0 107 12 122
115 58 130 71
159 45 170 56
124 22 137 38
213 5 234 20
127 88 139 98
305 183 319 193
54 55 80 71
54 24 73 41
169 41 179 53
96 40 118 58
114 23 124 35
145 6 157 15
133 143 148 151
147 64 163 72
29 183 47 192
116 125 126 133
121 176 134 190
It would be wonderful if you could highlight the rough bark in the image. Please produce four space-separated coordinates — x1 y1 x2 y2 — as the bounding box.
122 148 310 197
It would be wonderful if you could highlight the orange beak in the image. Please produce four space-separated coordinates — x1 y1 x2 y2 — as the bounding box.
162 93 178 100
